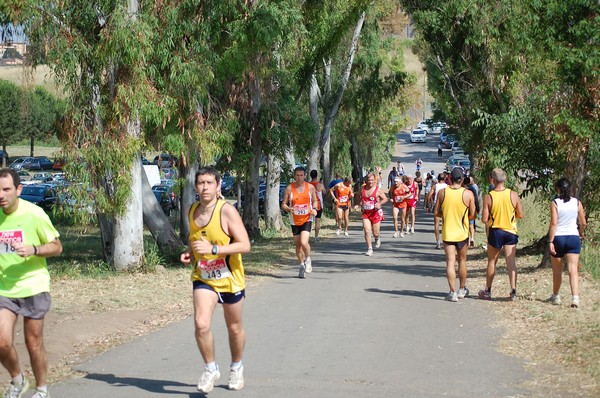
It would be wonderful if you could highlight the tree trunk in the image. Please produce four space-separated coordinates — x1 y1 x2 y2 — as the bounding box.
179 161 198 241
97 213 115 264
29 136 34 157
112 130 145 271
141 167 185 255
320 11 366 185
242 127 262 238
350 134 363 182
307 70 321 172
265 154 284 230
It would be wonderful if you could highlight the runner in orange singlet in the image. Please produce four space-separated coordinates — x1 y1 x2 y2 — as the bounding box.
389 177 409 238
332 177 354 236
281 167 318 278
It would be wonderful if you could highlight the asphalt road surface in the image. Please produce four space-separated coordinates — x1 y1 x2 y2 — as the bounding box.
50 130 528 397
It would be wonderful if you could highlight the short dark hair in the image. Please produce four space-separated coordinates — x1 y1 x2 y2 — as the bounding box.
0 168 20 188
195 166 221 184
310 169 318 179
294 166 306 175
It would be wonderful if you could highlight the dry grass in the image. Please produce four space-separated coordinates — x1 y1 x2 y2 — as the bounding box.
466 227 600 397
0 65 63 96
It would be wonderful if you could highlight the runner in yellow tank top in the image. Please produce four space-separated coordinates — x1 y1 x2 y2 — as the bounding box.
479 168 524 301
180 167 251 392
435 168 476 302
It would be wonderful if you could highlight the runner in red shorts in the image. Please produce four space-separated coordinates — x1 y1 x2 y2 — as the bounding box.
354 173 388 256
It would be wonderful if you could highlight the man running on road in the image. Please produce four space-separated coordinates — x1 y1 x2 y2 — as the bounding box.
355 173 388 256
281 167 318 278
389 176 410 238
180 167 251 393
332 177 354 236
403 174 419 234
427 172 448 249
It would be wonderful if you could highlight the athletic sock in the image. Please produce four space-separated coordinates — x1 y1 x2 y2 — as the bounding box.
206 362 218 372
36 386 48 393
12 373 24 386
230 361 243 370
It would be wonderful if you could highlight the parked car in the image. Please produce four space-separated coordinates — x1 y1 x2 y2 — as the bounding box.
221 174 235 197
20 184 58 211
445 155 471 172
154 153 175 168
158 182 179 210
416 119 432 134
450 141 461 154
410 129 427 143
152 184 176 216
9 157 35 171
17 170 32 181
444 135 457 149
31 172 54 183
440 131 449 144
53 157 66 170
432 122 445 133
27 156 54 170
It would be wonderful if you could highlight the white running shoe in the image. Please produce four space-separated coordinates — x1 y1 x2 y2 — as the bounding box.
298 264 306 279
305 257 312 273
435 242 442 249
548 294 561 305
336 229 341 236
228 365 244 390
571 296 580 309
375 238 381 248
445 291 458 302
198 366 221 393
344 231 349 236
400 231 405 238
365 248 373 256
4 377 29 398
457 287 470 299
393 232 399 238
410 227 415 234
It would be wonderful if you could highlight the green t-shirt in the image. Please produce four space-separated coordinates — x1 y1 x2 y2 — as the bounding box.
0 199 60 298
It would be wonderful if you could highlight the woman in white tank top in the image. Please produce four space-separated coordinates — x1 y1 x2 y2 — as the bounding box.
547 178 587 308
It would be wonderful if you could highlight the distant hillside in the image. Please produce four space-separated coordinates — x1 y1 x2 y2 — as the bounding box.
0 65 63 96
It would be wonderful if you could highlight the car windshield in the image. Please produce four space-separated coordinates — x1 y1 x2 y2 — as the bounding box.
152 185 168 192
22 186 47 196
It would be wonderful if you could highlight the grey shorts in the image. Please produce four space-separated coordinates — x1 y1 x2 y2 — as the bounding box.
0 292 51 319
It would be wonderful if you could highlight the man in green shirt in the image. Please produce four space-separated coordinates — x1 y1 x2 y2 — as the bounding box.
0 168 63 398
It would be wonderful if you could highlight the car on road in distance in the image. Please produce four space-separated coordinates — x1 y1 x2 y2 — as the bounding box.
440 131 448 144
20 184 58 211
416 120 432 134
445 155 471 172
432 122 445 134
410 129 427 143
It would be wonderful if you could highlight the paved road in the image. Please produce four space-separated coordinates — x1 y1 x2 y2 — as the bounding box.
50 130 528 397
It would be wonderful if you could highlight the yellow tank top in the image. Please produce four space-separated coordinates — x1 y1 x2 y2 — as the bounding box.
441 187 469 242
189 200 245 293
489 189 518 234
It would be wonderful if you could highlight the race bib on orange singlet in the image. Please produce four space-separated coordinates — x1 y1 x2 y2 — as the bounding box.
339 195 349 203
197 258 231 280
293 204 309 215
394 195 403 203
0 230 23 255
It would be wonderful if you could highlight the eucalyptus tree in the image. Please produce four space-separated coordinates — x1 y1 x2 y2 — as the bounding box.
0 79 23 166
20 87 59 156
24 0 172 270
333 5 411 181
299 0 371 185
